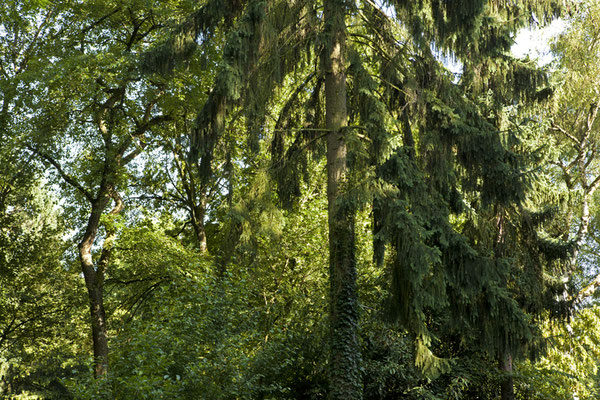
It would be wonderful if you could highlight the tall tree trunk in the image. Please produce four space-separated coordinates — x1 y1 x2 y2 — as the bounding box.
500 352 515 400
79 202 109 378
494 209 515 400
191 198 208 253
323 1 361 398
78 189 123 378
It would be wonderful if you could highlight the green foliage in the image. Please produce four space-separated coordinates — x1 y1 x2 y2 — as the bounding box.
0 180 86 399
517 307 600 399
4 0 599 399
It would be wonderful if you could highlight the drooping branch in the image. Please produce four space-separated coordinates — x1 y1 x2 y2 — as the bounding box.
140 0 247 75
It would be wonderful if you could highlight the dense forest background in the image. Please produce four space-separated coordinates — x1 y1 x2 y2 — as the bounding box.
2 0 600 399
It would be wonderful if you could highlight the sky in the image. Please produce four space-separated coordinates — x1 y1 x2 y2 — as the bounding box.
439 17 568 78
511 18 568 65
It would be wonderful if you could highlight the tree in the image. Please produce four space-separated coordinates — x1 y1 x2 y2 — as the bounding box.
547 0 600 302
0 0 578 397
143 1 566 398
23 0 180 377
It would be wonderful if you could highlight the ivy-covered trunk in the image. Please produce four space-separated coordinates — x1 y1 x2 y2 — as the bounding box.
323 0 362 398
494 210 514 400
500 352 515 400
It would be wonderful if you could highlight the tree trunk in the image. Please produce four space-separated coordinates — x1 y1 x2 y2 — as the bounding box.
78 190 122 378
79 201 110 378
192 217 208 253
323 1 362 399
495 210 514 400
191 198 208 253
86 278 108 379
500 352 515 400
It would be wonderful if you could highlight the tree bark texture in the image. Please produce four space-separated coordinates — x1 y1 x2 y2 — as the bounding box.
323 1 362 399
495 210 514 400
78 189 123 378
500 352 515 400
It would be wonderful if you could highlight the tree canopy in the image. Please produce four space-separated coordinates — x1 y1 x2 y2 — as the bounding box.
2 0 600 399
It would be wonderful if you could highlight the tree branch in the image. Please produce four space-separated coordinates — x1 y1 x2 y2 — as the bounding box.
27 145 94 202
16 8 55 74
121 114 171 165
576 273 600 303
551 123 580 146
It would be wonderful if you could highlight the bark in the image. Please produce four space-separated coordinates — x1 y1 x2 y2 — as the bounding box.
500 352 515 400
323 1 362 399
79 199 110 378
494 209 515 400
78 188 123 378
191 202 208 253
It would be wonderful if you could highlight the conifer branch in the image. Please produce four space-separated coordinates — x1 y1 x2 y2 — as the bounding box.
274 71 316 131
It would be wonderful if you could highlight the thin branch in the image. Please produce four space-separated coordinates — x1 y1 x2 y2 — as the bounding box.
80 7 123 47
588 173 600 194
576 273 600 303
16 8 55 74
27 145 94 202
586 99 600 134
121 114 171 164
105 275 169 285
124 280 168 322
549 159 575 189
550 123 581 146
166 148 190 204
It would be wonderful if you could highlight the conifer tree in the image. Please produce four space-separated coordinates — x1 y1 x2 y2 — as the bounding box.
143 0 564 397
